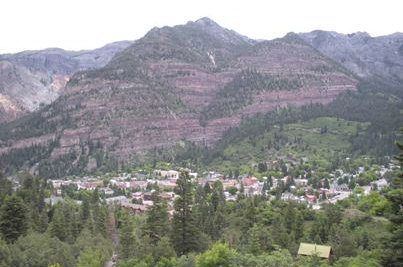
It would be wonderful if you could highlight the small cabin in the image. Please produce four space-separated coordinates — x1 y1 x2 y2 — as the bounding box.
298 243 332 261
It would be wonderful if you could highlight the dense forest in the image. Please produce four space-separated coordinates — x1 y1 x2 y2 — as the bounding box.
0 133 401 266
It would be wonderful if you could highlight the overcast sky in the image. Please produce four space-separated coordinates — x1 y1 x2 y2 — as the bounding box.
0 0 402 54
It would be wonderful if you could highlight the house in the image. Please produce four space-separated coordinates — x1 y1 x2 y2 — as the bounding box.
50 180 65 189
281 192 295 201
224 192 237 201
158 180 177 190
120 202 148 214
298 243 332 261
106 196 128 204
241 177 258 186
372 178 388 190
330 183 350 192
154 170 179 179
143 192 153 201
160 192 175 202
362 186 371 195
132 192 143 200
129 181 148 190
78 181 102 190
99 187 114 196
305 194 317 204
295 178 308 187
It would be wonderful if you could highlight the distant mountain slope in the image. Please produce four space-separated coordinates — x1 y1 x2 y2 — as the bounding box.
0 18 358 177
0 41 132 122
298 31 403 84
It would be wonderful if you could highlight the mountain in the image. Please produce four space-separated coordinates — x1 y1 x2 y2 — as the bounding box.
298 30 403 84
0 41 133 122
0 18 358 176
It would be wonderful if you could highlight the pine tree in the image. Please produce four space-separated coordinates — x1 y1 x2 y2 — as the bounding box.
294 211 304 242
284 204 295 234
172 170 200 255
91 188 100 205
145 188 169 242
81 197 90 224
211 202 226 240
119 219 136 260
0 172 12 204
194 185 211 236
323 178 330 189
0 195 28 243
203 183 211 195
383 128 403 266
93 204 108 237
0 238 11 266
49 203 69 242
211 181 225 212
262 180 271 197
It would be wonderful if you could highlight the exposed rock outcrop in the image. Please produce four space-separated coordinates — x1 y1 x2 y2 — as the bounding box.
299 30 403 84
0 18 357 173
0 41 133 122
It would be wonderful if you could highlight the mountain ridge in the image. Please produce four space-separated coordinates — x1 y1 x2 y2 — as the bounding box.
0 40 133 122
298 30 403 84
0 18 360 177
0 18 401 177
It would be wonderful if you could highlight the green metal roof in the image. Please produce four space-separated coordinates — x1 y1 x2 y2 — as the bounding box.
297 243 332 258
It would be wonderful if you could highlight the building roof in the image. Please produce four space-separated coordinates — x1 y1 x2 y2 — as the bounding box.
298 243 332 259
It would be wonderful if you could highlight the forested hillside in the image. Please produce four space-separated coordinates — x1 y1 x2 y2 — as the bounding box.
0 148 402 267
0 18 359 178
149 80 403 176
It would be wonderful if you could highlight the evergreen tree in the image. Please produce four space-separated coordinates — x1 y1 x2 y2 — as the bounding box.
258 162 268 173
383 128 403 266
196 242 236 267
294 211 304 242
145 188 170 242
11 232 75 267
262 180 271 197
211 203 226 240
323 178 330 189
245 224 273 254
91 188 100 205
49 203 69 242
172 170 200 255
119 219 136 260
271 214 289 248
0 195 28 243
234 169 240 179
211 181 225 212
81 197 90 223
0 238 11 266
152 237 177 263
0 172 12 204
77 248 105 267
203 183 211 195
92 204 108 237
284 204 295 234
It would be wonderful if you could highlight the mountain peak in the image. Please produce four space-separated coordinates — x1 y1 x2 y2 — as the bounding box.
194 17 219 27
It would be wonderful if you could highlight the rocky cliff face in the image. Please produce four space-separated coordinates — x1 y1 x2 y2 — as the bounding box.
0 18 358 175
0 41 132 122
298 30 403 84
